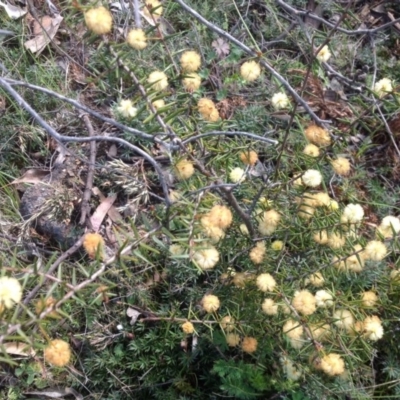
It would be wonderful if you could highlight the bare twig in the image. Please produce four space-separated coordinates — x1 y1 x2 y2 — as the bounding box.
79 114 97 225
182 130 278 145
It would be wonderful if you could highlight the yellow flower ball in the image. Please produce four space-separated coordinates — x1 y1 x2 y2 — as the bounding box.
292 290 316 315
0 277 22 309
143 0 162 20
84 6 113 35
303 143 320 157
283 319 303 340
364 240 387 261
306 272 325 287
249 242 266 264
192 246 219 270
256 273 276 292
127 29 147 50
316 45 331 62
241 337 258 353
181 321 194 334
229 167 246 183
240 61 261 82
180 50 201 72
182 73 202 91
44 339 71 367
271 92 290 109
175 159 194 180
363 315 384 341
271 240 284 251
331 157 351 176
220 316 235 332
147 71 168 91
226 333 240 347
208 205 233 230
261 298 278 315
361 291 378 307
334 309 354 331
320 353 345 376
374 78 393 98
239 150 258 165
83 233 105 259
305 125 331 146
202 294 220 313
116 99 138 119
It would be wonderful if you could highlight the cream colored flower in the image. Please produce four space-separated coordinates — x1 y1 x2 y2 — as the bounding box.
239 224 249 235
374 78 393 98
182 73 202 91
334 309 354 331
44 339 71 367
208 205 233 230
169 244 184 256
341 204 364 224
283 319 303 339
306 272 325 287
168 190 181 203
229 167 246 183
258 210 281 235
377 216 400 238
281 356 302 381
143 0 162 20
181 321 194 334
331 157 351 176
220 316 235 331
302 169 322 187
84 6 113 35
313 230 329 245
116 99 138 119
240 151 258 166
202 224 225 244
364 240 387 261
152 99 165 110
361 291 378 307
312 192 331 207
327 232 345 249
0 277 22 309
192 246 219 270
147 71 168 91
261 298 278 315
320 353 345 376
180 50 201 72
310 323 331 341
315 290 334 308
226 333 240 347
240 61 261 82
305 125 331 146
292 290 316 315
256 273 276 292
127 29 147 50
249 241 266 264
202 294 220 313
175 159 194 180
316 45 331 62
303 143 320 157
271 92 290 109
363 315 384 341
241 337 258 353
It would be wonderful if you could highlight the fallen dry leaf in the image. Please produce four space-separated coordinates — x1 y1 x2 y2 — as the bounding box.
90 193 117 232
3 341 36 357
11 169 49 185
24 14 63 54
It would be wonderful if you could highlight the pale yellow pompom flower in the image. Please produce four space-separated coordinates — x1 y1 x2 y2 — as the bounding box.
168 190 181 203
377 216 400 238
147 71 168 91
313 230 329 245
341 204 364 224
262 298 278 315
283 319 303 340
208 205 233 230
271 92 290 109
240 61 261 82
363 315 384 341
197 98 220 121
83 233 105 259
374 78 393 98
256 273 276 292
229 167 246 183
361 291 378 307
303 143 320 157
181 321 195 334
334 309 354 331
169 244 184 256
271 240 284 251
240 150 258 166
331 157 351 176
127 29 147 50
44 339 71 367
327 232 345 249
241 337 258 353
302 169 322 187
281 356 302 381
182 73 201 92
226 333 240 347
315 290 334 308
220 316 235 331
0 276 22 309
258 209 281 235
192 246 219 270
152 99 165 110
202 294 220 313
310 324 331 341
175 159 194 180
292 290 316 315
116 99 138 119
180 50 201 72
249 241 266 264
306 272 325 287
305 125 331 146
84 6 113 35
143 0 162 20
320 353 345 376
364 240 387 261
316 45 331 62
